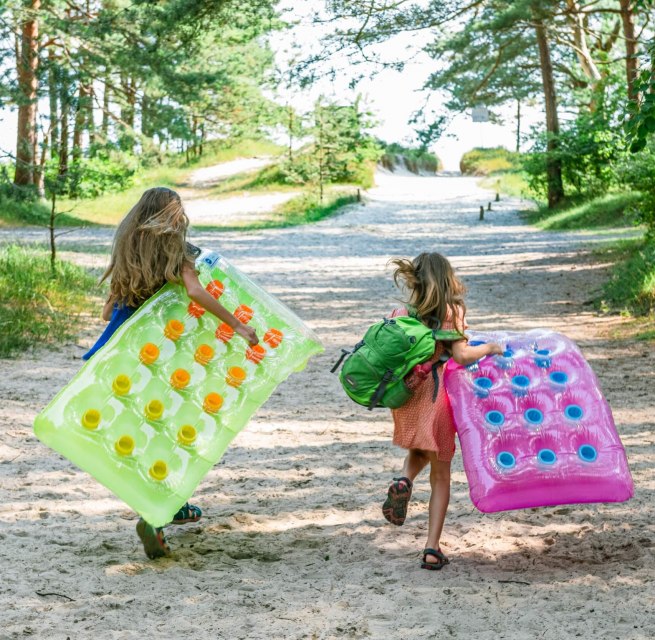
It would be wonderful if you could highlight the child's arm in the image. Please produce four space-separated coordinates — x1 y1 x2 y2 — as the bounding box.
181 264 259 345
102 298 114 321
451 339 503 366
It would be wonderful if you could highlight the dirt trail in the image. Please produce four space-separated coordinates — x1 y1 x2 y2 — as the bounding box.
0 173 653 640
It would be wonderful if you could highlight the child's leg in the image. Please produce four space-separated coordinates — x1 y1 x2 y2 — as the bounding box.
382 449 429 525
422 453 451 569
136 519 171 559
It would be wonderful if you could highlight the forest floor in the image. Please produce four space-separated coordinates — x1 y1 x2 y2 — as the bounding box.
0 171 653 639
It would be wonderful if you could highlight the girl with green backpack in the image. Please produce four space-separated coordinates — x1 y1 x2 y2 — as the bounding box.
382 253 502 570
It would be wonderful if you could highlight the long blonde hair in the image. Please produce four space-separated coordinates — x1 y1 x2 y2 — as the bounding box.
101 187 194 307
390 252 467 331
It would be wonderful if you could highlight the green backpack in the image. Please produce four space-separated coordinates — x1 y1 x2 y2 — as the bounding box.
331 314 463 410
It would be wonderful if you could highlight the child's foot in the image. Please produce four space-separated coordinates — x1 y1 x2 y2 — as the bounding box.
136 518 171 559
171 502 202 525
421 548 449 571
382 476 413 526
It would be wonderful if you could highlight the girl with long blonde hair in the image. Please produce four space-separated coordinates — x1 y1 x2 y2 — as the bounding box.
382 252 502 570
84 187 258 559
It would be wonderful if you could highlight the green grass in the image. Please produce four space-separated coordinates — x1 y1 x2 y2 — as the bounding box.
524 192 642 231
480 172 534 200
597 238 655 319
0 245 99 357
0 193 84 227
192 190 359 232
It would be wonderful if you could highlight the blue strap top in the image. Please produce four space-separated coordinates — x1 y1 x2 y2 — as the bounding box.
83 304 137 360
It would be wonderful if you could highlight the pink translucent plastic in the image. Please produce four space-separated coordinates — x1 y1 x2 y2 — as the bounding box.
443 330 634 513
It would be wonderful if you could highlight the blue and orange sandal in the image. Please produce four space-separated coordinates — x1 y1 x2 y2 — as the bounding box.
382 476 413 526
171 502 202 525
421 548 449 571
136 519 171 559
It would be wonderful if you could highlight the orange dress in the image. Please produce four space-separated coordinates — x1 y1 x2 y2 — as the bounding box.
390 307 467 462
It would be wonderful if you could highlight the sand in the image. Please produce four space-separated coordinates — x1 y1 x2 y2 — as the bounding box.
0 173 653 640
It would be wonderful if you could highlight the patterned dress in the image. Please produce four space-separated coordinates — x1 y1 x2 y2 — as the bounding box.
390 306 467 462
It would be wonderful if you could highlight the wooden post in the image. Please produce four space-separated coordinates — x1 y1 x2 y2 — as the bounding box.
495 192 500 202
479 205 484 220
487 202 492 211
357 188 361 202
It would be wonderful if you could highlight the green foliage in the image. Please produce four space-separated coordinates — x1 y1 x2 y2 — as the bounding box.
0 245 97 357
523 113 625 200
277 98 381 194
600 239 655 316
460 147 519 176
617 140 655 234
525 192 641 231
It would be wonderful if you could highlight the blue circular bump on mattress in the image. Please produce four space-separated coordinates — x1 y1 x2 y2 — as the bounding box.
524 408 544 425
474 376 493 390
485 410 505 427
496 451 516 469
537 448 557 465
578 444 598 462
564 404 584 421
469 340 486 346
534 348 552 368
503 348 514 357
512 374 530 388
549 371 568 385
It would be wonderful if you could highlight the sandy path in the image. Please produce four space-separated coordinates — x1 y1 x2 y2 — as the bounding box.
1 173 653 640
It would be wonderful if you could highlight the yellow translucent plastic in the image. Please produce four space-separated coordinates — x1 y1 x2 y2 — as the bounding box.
33 249 323 526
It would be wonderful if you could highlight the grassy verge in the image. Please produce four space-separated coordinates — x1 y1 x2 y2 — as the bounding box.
192 190 359 232
480 171 534 200
0 245 99 357
0 193 83 227
524 192 642 231
597 238 655 317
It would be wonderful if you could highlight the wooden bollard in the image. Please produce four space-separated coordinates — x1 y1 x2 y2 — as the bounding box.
479 205 484 220
357 188 361 202
495 192 500 202
487 202 492 211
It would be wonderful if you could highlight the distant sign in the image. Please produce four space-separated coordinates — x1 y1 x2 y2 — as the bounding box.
472 106 489 122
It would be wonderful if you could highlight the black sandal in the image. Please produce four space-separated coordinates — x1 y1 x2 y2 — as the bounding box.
171 502 202 525
421 548 449 571
136 518 171 559
382 477 413 526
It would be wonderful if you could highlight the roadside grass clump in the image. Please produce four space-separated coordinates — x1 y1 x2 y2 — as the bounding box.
524 192 641 231
0 245 98 357
598 238 655 319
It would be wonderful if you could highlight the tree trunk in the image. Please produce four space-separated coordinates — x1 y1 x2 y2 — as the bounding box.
47 47 59 160
534 15 564 208
87 85 95 147
72 82 91 162
14 0 41 187
101 75 110 139
58 71 70 178
619 0 639 102
119 74 136 152
515 99 521 153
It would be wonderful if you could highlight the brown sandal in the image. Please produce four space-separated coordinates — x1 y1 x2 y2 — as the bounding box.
421 548 449 571
382 476 413 526
136 518 171 559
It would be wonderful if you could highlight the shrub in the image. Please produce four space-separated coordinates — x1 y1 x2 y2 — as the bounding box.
459 147 518 175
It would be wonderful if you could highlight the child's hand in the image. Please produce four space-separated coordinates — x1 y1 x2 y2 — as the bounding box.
487 342 504 356
235 323 259 346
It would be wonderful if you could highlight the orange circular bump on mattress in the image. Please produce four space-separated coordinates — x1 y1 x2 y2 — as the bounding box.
246 344 266 364
115 435 135 456
234 304 254 324
194 344 214 365
81 409 101 430
188 301 205 318
145 399 164 421
226 366 246 388
112 374 132 396
139 342 160 365
178 425 197 446
170 368 191 389
203 392 224 414
264 328 284 348
206 279 224 299
164 319 184 341
149 460 168 481
215 323 234 343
